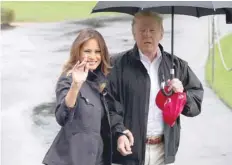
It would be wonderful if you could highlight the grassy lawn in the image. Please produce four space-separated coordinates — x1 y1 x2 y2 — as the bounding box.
1 1 118 22
205 33 232 108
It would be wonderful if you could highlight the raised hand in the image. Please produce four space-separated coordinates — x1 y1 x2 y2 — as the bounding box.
71 56 89 84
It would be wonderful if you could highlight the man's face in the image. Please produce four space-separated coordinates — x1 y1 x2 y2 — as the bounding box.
133 16 163 55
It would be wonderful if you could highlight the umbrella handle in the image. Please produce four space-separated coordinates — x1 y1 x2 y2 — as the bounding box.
160 69 174 96
161 82 173 96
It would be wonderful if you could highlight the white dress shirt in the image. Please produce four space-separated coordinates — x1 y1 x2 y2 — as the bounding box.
139 48 164 137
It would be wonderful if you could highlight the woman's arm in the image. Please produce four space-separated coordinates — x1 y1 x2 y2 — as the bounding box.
65 81 82 108
55 75 83 126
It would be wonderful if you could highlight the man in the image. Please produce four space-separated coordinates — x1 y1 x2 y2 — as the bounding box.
107 11 204 165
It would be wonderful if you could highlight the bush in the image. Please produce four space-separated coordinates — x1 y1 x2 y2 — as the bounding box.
1 8 15 25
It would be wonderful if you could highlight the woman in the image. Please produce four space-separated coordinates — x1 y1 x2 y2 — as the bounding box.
42 28 120 165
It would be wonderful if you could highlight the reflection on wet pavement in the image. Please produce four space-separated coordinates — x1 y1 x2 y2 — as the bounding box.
1 15 232 165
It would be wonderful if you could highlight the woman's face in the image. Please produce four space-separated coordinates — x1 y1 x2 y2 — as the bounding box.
79 38 102 71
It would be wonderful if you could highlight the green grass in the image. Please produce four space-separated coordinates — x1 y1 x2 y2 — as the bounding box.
1 1 118 22
205 33 232 108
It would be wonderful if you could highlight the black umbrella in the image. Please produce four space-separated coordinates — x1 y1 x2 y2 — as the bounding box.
92 1 232 20
92 1 232 96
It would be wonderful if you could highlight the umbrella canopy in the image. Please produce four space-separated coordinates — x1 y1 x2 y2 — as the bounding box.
92 1 232 19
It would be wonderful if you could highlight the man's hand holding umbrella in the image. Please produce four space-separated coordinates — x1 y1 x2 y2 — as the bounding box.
156 78 187 127
168 78 184 93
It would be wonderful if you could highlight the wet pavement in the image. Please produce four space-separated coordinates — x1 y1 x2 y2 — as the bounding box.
1 15 232 165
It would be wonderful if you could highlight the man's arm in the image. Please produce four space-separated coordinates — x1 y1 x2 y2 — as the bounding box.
182 65 204 117
106 58 127 135
106 71 134 155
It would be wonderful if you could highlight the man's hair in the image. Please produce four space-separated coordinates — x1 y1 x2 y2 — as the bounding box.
132 11 164 33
